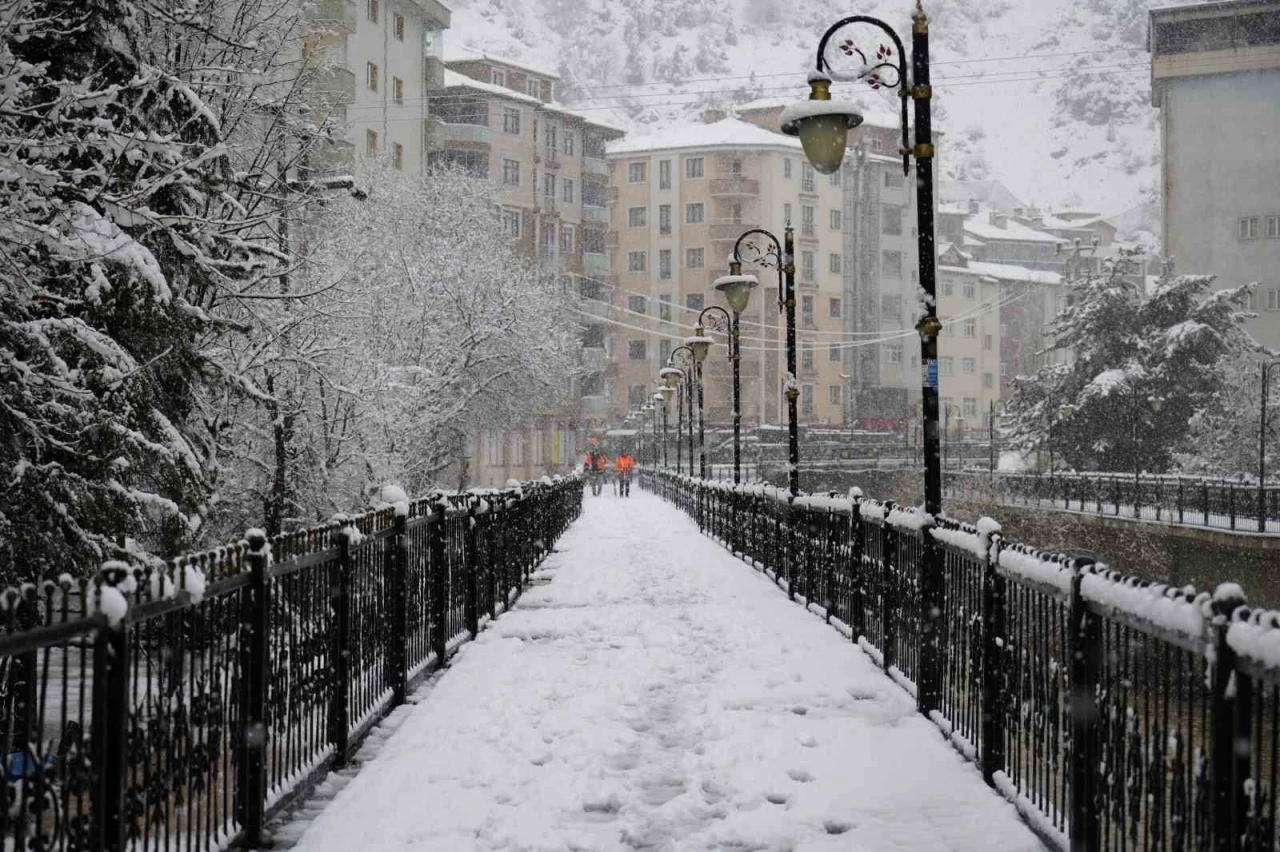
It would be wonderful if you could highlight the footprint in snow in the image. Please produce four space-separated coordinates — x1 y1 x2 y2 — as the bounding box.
797 734 819 748
823 819 855 835
786 769 813 783
790 705 808 716
765 791 789 805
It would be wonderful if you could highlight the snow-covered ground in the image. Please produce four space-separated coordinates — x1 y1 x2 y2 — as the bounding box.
281 491 1044 852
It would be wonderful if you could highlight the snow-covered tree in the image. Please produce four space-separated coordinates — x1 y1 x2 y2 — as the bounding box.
1003 252 1258 474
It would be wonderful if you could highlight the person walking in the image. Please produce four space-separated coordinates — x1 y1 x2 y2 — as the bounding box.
592 451 610 496
614 451 635 497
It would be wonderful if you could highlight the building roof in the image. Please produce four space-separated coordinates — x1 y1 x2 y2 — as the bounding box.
541 101 627 135
442 44 561 79
940 178 1026 215
606 118 804 156
441 69 542 104
940 260 1063 285
964 213 1068 245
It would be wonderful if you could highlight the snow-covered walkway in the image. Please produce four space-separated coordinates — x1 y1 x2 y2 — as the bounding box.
283 491 1044 852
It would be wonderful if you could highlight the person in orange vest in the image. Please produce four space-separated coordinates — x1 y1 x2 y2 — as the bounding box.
614 451 635 497
591 449 610 495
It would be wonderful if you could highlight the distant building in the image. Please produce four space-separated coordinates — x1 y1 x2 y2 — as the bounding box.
1150 0 1280 348
939 178 1026 216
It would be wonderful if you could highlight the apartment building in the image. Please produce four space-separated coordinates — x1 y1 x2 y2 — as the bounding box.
1150 0 1280 348
602 115 924 432
305 0 451 173
426 47 625 485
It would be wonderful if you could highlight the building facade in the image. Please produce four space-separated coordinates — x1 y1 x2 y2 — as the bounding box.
1150 0 1280 348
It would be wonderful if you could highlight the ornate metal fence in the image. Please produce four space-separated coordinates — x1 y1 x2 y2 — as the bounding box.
0 477 582 852
646 468 1280 852
947 470 1280 533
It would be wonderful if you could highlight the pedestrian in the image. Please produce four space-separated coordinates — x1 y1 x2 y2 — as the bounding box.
614 451 635 497
592 450 610 496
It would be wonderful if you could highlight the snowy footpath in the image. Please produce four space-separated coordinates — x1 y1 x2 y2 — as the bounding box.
283 491 1044 852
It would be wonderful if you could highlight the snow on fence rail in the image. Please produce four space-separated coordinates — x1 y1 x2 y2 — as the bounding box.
0 476 584 852
946 469 1280 533
645 467 1280 852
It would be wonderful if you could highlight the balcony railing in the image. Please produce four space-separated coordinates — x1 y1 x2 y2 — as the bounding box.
709 177 759 197
582 204 608 223
710 221 751 242
440 121 493 146
583 251 609 274
584 156 609 177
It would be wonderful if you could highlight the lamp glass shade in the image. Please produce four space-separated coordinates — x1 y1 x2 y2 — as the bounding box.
713 274 759 313
658 386 675 402
1149 396 1164 412
688 337 712 362
797 113 850 175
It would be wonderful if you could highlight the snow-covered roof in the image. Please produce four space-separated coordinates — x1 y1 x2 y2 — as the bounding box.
938 202 970 216
964 214 1067 245
541 101 627 135
442 45 561 79
441 69 543 105
607 118 804 156
737 93 901 129
940 260 1062 286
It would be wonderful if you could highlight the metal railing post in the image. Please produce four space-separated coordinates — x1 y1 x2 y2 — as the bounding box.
330 528 353 766
389 510 409 705
918 519 943 716
882 503 898 674
429 502 448 666
464 500 480 639
91 579 130 852
849 502 866 642
1067 565 1101 852
239 531 271 847
980 533 1007 787
1209 586 1250 852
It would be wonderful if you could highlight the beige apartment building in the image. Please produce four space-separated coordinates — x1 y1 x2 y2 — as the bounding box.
426 48 626 485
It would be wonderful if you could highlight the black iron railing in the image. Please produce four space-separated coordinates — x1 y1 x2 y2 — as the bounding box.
0 477 582 852
948 470 1280 533
645 468 1280 852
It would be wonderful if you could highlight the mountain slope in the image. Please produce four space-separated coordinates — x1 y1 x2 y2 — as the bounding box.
446 0 1199 220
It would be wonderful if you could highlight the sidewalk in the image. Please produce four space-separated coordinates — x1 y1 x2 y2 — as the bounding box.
283 491 1044 852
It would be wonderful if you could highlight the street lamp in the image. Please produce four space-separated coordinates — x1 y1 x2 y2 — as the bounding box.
1055 233 1100 281
669 346 697 479
654 390 672 469
783 3 942 522
640 403 654 466
1129 389 1163 491
730 230 800 497
686 325 714 479
660 366 685 474
1260 360 1280 531
711 262 759 486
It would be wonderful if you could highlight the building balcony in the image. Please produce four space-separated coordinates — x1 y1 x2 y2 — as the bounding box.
709 178 759 197
584 156 609 178
580 298 613 319
710 221 750 243
584 251 610 274
582 204 608 224
582 346 608 371
440 121 493 147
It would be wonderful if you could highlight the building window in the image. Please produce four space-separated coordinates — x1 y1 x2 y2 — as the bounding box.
801 384 814 414
628 251 646 273
1267 287 1280 311
392 76 403 104
962 357 975 373
829 253 842 274
943 281 954 297
830 297 842 318
659 294 672 321
526 77 540 98
829 343 840 362
784 158 793 179
628 384 646 406
830 209 842 230
983 333 993 351
783 203 792 224
659 159 671 189
881 294 902 318
502 209 520 238
582 324 604 348
393 12 404 39
1269 215 1280 239
628 340 647 360
659 205 672 235
392 142 403 170
561 224 575 253
800 205 815 236
963 318 976 337
629 162 647 183
940 357 953 376
963 397 977 418
883 250 903 278
544 124 558 155
802 251 815 281
882 204 902 236
886 344 903 364
367 0 378 22
801 162 815 193
503 108 520 135
564 132 576 156
801 294 814 326
983 372 994 389
492 69 506 87
802 345 814 371
686 248 704 268
628 295 647 314
562 178 574 203
884 170 904 188
963 281 976 299
659 339 672 364
829 384 842 405
502 158 520 186
1240 216 1260 240
830 169 842 187
686 203 704 224
366 62 379 91
686 293 704 311
659 250 672 280
365 129 378 155
628 206 647 228
685 157 704 179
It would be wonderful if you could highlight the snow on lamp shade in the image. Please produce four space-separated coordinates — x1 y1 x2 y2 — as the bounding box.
686 331 713 362
657 385 675 402
779 77 864 176
659 366 683 388
713 273 759 313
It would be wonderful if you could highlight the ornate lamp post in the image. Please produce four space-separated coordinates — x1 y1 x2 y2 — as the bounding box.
640 403 654 466
731 230 800 497
1260 360 1280 531
660 366 684 474
710 265 759 485
686 325 714 478
669 346 697 478
653 391 669 469
780 3 941 518
781 3 945 720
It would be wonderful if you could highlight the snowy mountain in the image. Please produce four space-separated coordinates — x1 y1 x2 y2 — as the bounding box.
445 0 1201 221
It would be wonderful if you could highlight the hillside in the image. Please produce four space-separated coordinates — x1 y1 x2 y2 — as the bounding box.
444 0 1202 224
